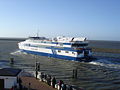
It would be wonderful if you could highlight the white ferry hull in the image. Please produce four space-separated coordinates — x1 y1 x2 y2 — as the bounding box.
18 36 92 62
20 49 90 61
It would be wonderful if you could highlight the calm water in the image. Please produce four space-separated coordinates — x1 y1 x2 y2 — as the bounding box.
0 39 120 90
89 40 120 49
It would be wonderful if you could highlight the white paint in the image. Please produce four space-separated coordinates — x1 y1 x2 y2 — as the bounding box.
56 50 77 57
0 76 17 89
20 46 52 54
0 70 22 89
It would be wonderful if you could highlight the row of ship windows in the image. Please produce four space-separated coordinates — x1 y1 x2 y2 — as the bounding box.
25 44 83 54
25 44 48 48
32 41 67 46
24 43 88 48
24 44 69 50
58 50 75 54
57 50 84 54
24 44 64 48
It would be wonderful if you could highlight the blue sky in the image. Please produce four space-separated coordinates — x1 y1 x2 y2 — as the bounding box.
0 0 120 41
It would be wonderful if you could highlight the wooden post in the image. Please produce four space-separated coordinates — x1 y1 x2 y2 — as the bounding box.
28 83 31 90
72 68 77 79
37 62 40 71
35 61 40 79
10 58 14 64
72 69 75 78
75 69 77 79
35 61 38 79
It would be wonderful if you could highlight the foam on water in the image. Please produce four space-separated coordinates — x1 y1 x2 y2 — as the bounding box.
89 58 120 69
0 61 9 68
10 50 27 55
11 50 120 69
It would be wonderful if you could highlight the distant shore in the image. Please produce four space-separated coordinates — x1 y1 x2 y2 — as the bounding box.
92 47 120 54
0 38 26 41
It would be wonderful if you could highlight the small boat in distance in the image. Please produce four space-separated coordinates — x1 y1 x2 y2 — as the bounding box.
18 36 92 61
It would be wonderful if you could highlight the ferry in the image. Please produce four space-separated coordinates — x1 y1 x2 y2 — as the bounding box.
18 36 92 61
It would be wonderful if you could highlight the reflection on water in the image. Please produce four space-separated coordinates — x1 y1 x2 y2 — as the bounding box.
0 40 120 89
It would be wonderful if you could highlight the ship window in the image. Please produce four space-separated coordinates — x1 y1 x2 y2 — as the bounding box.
72 52 75 54
72 43 88 47
65 51 69 53
60 43 63 46
25 44 30 46
78 51 83 54
58 50 61 52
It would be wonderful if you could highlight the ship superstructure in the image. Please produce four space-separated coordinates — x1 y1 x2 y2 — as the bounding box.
18 36 92 61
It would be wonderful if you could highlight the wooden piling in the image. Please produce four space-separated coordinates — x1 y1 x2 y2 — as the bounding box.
72 69 75 78
72 69 78 79
74 69 77 79
10 58 14 64
35 61 40 79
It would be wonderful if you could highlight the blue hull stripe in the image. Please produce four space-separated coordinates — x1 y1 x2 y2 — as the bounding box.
51 42 71 45
21 50 81 61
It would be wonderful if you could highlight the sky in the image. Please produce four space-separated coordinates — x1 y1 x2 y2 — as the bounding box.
0 0 120 41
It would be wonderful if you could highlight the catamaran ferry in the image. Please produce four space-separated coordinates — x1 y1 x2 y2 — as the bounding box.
18 36 92 61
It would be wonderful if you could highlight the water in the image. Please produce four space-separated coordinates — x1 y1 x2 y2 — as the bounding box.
89 40 120 49
0 39 120 90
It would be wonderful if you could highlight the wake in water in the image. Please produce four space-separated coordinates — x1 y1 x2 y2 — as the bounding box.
11 50 120 69
0 60 9 68
10 50 27 55
89 57 120 69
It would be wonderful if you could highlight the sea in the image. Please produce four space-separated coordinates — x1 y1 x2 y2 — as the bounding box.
0 39 120 90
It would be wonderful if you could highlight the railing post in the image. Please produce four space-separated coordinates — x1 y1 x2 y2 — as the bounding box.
10 58 14 64
35 61 40 79
72 68 77 79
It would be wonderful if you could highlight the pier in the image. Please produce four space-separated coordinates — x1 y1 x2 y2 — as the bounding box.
20 72 83 90
21 76 56 90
